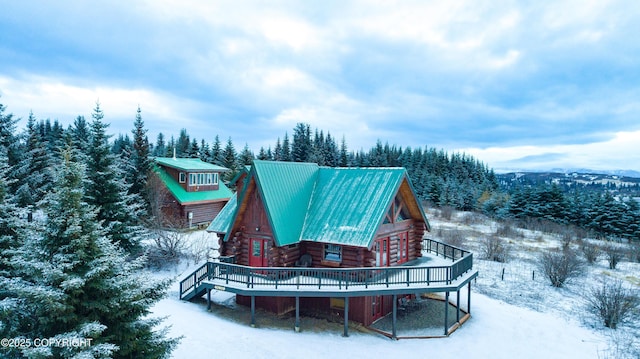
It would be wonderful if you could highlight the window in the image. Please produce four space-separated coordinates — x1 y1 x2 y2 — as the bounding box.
398 232 409 264
188 172 218 186
179 172 186 183
324 244 342 262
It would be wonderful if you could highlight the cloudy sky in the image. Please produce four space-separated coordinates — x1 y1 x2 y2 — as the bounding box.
1 1 639 172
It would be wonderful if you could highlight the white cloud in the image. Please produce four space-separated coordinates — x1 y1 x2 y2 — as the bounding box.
0 75 200 133
462 130 640 171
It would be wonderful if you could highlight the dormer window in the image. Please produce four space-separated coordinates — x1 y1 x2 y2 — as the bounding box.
179 172 186 183
188 172 219 186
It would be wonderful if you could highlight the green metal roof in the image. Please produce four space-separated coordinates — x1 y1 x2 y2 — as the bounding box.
207 194 237 233
301 167 406 247
155 157 229 172
218 160 429 248
252 161 319 246
154 166 233 204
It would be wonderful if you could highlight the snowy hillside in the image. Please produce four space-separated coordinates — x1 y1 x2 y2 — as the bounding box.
151 210 639 359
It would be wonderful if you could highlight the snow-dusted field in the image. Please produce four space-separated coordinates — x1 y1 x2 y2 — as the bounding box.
152 211 639 359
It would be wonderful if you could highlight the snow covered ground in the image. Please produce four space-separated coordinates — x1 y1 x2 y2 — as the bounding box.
151 212 639 359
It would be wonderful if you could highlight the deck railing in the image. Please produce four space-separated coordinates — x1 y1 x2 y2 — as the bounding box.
180 239 473 300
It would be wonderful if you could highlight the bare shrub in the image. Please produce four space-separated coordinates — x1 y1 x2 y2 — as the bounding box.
187 231 218 265
440 229 466 248
538 248 583 288
587 279 640 329
440 205 454 221
561 232 574 251
461 212 486 226
603 244 625 270
574 226 589 241
629 241 640 263
522 217 566 236
146 230 187 269
480 235 511 263
581 241 601 264
496 222 523 239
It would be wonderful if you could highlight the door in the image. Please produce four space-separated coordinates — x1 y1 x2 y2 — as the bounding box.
371 295 384 321
249 238 269 267
374 238 390 267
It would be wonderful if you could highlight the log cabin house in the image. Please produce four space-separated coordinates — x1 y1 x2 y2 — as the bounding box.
183 160 478 336
153 157 232 228
207 160 444 326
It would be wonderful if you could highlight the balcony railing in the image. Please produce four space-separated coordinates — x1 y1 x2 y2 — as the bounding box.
180 239 474 300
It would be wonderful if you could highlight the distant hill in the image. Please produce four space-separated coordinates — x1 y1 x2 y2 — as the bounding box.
497 171 640 196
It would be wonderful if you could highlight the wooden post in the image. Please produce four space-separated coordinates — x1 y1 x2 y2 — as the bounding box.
295 296 300 332
392 294 398 339
444 292 449 336
250 296 256 328
343 297 349 337
467 282 471 314
207 288 211 311
456 289 460 323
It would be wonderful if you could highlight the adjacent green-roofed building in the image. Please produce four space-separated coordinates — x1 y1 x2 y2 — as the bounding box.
153 157 232 228
210 160 429 268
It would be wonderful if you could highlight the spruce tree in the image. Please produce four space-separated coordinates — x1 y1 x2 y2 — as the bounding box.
238 143 254 166
210 135 223 165
222 137 238 182
130 107 151 204
0 99 21 191
5 149 178 358
15 111 53 208
176 129 190 157
0 146 26 352
153 133 166 157
86 103 144 254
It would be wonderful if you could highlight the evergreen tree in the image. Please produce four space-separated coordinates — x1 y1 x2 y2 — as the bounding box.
0 99 21 190
292 123 310 162
188 138 200 158
15 111 53 207
130 107 151 207
210 135 223 165
273 138 283 161
69 115 90 162
257 146 271 160
199 139 211 162
239 143 254 166
176 129 190 157
86 103 144 254
281 133 291 162
5 149 177 358
153 133 166 157
339 136 348 167
222 137 238 182
0 145 24 346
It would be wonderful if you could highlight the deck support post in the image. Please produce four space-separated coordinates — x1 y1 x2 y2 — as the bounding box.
343 297 349 337
206 288 211 311
456 289 460 323
250 296 256 328
444 291 449 336
467 282 472 314
294 296 300 332
392 294 398 339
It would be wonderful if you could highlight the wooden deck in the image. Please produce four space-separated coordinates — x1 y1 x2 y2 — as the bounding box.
180 239 477 300
179 239 478 338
